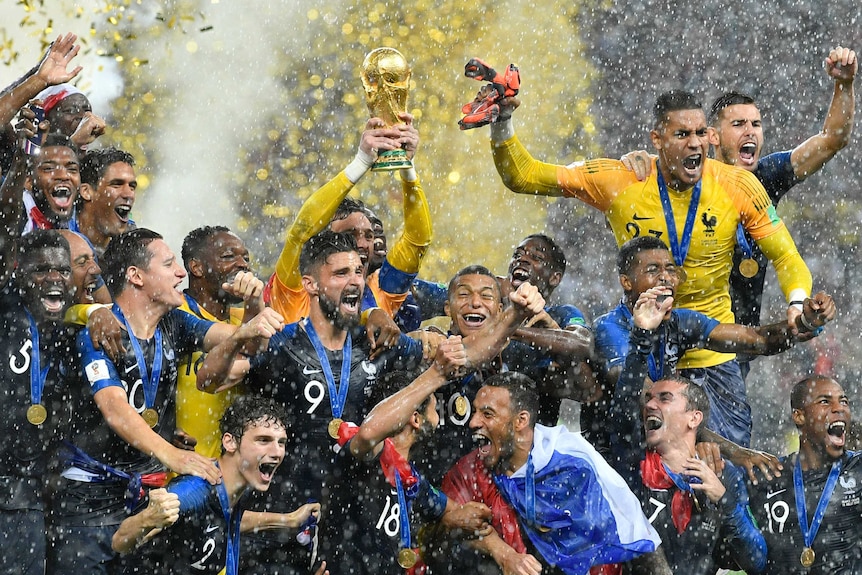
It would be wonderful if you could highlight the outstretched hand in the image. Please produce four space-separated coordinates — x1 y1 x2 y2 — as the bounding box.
36 33 82 87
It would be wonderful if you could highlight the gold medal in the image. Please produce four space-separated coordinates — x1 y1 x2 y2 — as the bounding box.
141 408 159 428
328 418 343 439
676 267 687 283
454 395 468 417
26 404 48 426
800 547 815 567
738 258 759 278
397 548 417 569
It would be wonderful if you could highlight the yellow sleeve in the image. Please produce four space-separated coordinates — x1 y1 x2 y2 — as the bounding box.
491 134 563 197
64 304 106 326
755 226 813 301
385 175 432 275
273 171 356 289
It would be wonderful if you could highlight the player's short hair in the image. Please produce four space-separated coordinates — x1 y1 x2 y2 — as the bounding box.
655 374 711 429
28 134 78 174
708 92 757 125
299 230 358 276
447 265 501 301
220 395 287 454
101 228 162 297
181 225 232 272
331 197 368 223
482 372 540 428
367 369 431 418
520 234 567 276
617 236 669 275
80 147 135 187
17 229 70 268
653 90 703 129
790 376 842 411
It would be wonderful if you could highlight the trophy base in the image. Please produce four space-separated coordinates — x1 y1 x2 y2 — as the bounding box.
372 148 412 172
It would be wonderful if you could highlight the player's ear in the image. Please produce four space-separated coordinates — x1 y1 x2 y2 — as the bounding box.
79 182 94 202
689 409 704 431
707 126 720 146
792 408 805 428
514 410 531 432
301 274 319 297
126 266 144 288
650 129 663 151
549 271 562 290
222 432 238 454
187 258 205 279
620 274 633 292
409 410 422 430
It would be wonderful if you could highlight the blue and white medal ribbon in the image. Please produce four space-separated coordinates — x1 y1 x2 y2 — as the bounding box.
794 454 842 567
303 318 352 439
656 161 702 282
114 304 163 427
24 309 50 425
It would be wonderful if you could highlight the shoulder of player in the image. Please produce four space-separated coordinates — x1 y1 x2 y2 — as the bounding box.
706 158 769 195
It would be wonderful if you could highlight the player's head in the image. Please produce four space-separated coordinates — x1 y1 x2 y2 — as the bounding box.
791 376 850 461
469 372 539 472
650 90 708 191
300 230 365 331
102 228 186 309
445 265 503 337
508 234 565 299
329 197 374 269
641 375 710 453
368 370 439 443
617 236 679 304
220 395 288 492
707 92 763 172
37 84 93 138
59 230 101 305
182 225 250 305
79 147 137 244
365 209 387 275
27 134 80 225
14 229 73 325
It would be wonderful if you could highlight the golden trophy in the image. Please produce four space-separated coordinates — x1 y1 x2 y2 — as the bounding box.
360 47 413 171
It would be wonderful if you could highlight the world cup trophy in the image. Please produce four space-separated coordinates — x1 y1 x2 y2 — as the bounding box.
360 47 412 171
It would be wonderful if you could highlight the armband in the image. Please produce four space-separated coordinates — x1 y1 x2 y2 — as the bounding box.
344 147 376 183
86 303 111 319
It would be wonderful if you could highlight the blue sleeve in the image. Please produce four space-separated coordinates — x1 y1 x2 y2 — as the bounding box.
675 309 720 348
593 314 631 372
76 328 123 395
412 474 448 522
167 475 211 515
411 278 448 320
168 308 215 354
378 259 418 294
549 305 588 330
719 464 767 573
754 151 801 204
606 331 651 487
374 333 424 373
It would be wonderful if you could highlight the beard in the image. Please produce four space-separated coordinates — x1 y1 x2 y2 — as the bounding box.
318 290 360 332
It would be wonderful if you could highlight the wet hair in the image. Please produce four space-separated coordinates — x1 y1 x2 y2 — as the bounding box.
482 372 540 427
653 90 703 129
101 228 162 297
447 264 501 300
656 374 711 428
367 369 431 417
17 229 70 267
790 376 842 410
708 92 757 125
331 197 368 223
220 395 287 454
521 234 567 275
617 236 669 275
299 230 358 276
28 134 79 174
80 147 135 187
181 225 232 272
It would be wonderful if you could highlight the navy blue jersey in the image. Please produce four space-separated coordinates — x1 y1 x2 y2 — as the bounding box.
54 307 212 525
730 151 801 327
119 475 248 574
0 291 72 511
746 451 862 574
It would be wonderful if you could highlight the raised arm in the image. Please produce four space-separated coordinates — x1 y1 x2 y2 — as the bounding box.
791 46 856 178
0 122 32 286
111 488 179 554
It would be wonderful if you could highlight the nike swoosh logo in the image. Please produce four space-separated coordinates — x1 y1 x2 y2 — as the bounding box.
205 525 219 533
632 214 652 221
303 366 322 375
766 489 786 499
124 363 138 374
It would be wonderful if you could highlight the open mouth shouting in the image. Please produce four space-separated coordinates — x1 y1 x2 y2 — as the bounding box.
681 153 702 175
460 311 488 332
50 185 75 212
738 142 758 166
41 285 67 315
114 204 132 223
826 420 846 449
341 291 360 314
258 461 279 485
473 432 493 456
510 267 531 287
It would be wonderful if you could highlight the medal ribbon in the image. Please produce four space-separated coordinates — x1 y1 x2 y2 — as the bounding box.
735 224 754 260
24 309 50 407
794 454 842 552
215 473 244 575
524 453 538 526
394 471 413 552
656 160 702 269
184 293 203 317
303 318 352 420
113 304 163 414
